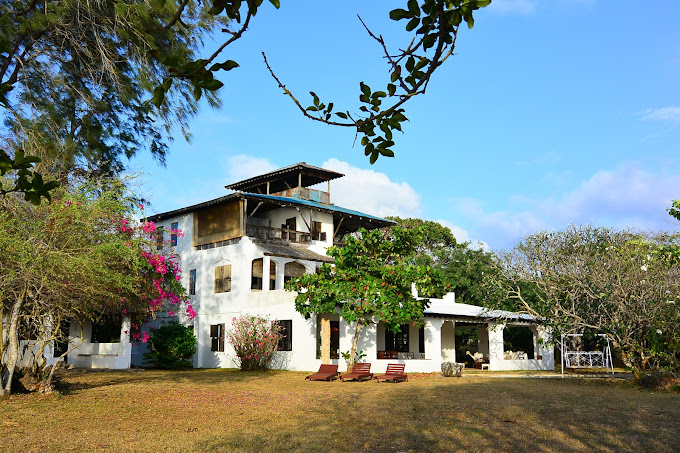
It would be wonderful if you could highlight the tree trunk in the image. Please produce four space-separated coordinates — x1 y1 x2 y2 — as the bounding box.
348 319 363 371
2 286 26 396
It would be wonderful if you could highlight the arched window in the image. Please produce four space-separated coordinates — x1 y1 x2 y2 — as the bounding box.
252 259 277 291
284 262 306 284
251 258 263 290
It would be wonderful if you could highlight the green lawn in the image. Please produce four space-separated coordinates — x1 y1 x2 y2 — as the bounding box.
1 369 678 452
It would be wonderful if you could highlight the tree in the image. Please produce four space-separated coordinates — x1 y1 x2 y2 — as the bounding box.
492 225 680 380
0 177 193 394
285 227 443 370
390 217 497 307
0 0 225 179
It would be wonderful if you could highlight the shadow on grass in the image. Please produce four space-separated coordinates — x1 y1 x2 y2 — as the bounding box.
56 367 284 395
192 377 680 452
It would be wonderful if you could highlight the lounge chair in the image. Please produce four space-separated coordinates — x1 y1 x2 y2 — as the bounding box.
305 364 340 381
341 363 373 382
374 363 408 383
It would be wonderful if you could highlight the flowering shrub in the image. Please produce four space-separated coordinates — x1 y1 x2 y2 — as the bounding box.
226 315 282 371
144 322 197 369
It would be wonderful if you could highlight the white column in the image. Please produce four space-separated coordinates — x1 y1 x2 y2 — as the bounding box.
120 316 131 343
537 325 555 370
488 322 505 370
262 256 271 292
424 318 443 363
275 259 286 290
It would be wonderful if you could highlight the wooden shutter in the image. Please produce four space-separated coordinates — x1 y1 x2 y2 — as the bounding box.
252 259 263 278
224 264 232 292
214 265 224 293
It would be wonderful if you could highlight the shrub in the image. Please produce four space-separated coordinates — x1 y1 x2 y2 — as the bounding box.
144 322 197 369
226 315 281 371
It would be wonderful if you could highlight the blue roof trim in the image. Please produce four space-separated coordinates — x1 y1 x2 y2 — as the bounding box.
242 192 395 224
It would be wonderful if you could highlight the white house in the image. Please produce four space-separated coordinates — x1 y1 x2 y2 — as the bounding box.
12 162 553 373
135 162 554 373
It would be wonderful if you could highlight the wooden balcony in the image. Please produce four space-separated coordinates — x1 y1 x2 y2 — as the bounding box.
246 224 311 244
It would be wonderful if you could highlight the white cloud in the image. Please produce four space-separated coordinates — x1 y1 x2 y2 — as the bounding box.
226 154 279 183
321 158 422 219
436 219 489 250
449 163 680 250
643 106 680 123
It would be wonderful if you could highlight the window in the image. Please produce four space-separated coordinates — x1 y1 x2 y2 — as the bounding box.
277 320 292 351
189 269 196 295
284 262 306 284
170 222 178 246
210 324 225 352
91 318 121 344
316 319 340 359
311 221 326 241
214 265 231 293
419 325 425 354
155 226 164 249
251 258 263 290
251 259 276 290
385 324 410 352
282 217 296 241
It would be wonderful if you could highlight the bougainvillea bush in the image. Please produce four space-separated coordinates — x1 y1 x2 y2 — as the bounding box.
0 177 195 394
226 315 282 371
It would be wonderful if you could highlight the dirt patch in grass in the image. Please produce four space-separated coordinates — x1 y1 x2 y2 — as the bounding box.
1 369 678 452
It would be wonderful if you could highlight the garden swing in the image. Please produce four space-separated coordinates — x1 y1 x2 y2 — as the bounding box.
560 333 614 377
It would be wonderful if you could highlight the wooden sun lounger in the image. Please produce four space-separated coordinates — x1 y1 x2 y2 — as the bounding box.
374 363 408 383
341 363 373 382
305 364 340 381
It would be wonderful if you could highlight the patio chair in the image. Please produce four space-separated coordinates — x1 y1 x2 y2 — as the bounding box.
341 363 373 382
305 364 340 381
374 363 408 383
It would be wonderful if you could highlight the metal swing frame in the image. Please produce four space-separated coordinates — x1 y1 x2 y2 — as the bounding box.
561 333 614 377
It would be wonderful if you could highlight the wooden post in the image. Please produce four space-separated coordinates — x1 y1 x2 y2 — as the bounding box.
320 317 331 364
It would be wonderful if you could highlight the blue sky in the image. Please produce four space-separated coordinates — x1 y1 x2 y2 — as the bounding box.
130 0 680 250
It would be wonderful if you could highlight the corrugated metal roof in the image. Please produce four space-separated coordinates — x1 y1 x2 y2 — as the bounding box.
241 193 394 225
424 297 539 322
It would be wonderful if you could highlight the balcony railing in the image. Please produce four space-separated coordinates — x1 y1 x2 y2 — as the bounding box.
246 224 311 244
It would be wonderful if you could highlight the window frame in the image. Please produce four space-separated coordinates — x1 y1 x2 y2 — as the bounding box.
210 324 225 352
170 221 178 246
277 320 292 351
189 269 196 296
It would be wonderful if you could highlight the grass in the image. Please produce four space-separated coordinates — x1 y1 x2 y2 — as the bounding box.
1 369 678 452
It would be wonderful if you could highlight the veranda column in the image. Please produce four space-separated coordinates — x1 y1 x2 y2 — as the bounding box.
424 318 443 372
320 317 331 364
487 323 505 371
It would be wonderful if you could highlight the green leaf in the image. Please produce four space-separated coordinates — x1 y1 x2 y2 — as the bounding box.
210 60 240 71
152 87 165 108
407 0 420 16
405 56 415 73
269 0 280 8
195 79 224 90
335 112 348 119
406 17 420 32
369 151 379 164
193 86 202 101
387 84 396 96
389 8 411 21
310 91 320 107
423 34 437 50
